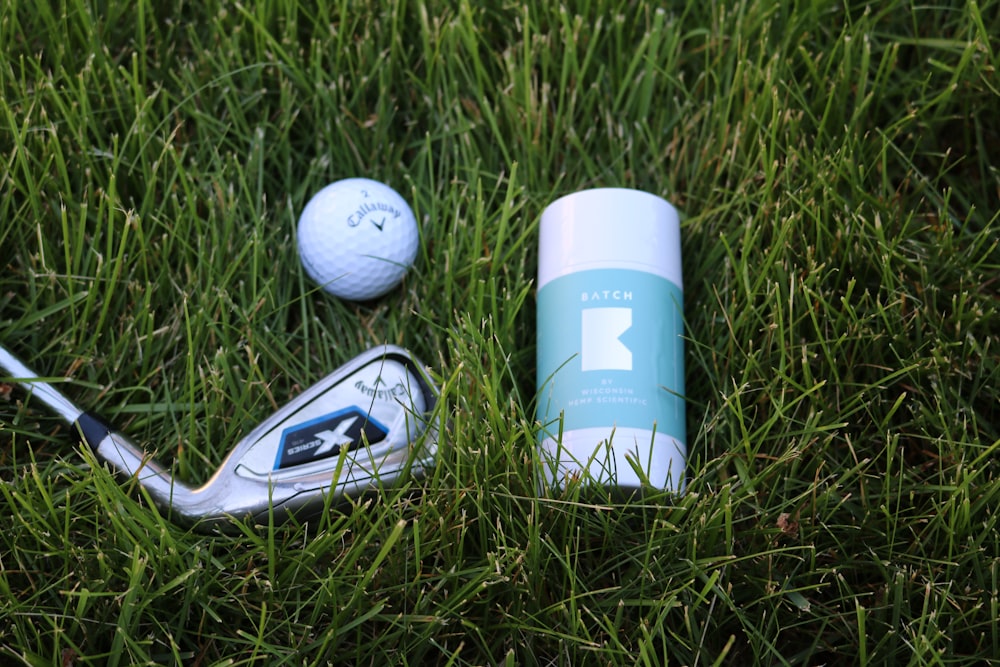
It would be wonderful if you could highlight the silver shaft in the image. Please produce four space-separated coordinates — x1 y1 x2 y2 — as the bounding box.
0 346 85 425
0 344 193 509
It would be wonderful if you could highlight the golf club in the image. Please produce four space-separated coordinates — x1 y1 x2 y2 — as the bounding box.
0 344 438 531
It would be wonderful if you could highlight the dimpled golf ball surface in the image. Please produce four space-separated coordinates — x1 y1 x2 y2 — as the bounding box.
297 178 419 301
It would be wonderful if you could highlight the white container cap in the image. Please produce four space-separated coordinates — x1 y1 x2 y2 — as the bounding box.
538 188 682 289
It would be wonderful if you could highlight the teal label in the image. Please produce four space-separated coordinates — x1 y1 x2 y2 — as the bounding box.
536 268 685 441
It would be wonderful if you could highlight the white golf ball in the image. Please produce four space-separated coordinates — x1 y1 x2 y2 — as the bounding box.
297 178 419 301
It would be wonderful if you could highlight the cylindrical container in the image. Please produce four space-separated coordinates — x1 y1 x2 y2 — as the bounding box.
536 188 685 493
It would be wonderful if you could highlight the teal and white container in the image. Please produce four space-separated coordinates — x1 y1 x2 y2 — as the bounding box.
536 188 686 493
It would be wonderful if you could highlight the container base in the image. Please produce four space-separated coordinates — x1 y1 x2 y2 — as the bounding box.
538 427 686 494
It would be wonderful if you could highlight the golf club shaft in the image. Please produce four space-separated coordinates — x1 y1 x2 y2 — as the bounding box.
0 346 85 424
0 345 183 501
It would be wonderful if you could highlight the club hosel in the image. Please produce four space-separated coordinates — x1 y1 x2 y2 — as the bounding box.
84 419 196 511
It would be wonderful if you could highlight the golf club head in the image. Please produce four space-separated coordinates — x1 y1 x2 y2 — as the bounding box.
197 345 440 529
1 344 439 532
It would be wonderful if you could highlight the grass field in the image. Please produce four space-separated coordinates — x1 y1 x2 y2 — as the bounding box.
2 0 999 664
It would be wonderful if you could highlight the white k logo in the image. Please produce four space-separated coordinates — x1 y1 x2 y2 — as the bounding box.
581 307 633 371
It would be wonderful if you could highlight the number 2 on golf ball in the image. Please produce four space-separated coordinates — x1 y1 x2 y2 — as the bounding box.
297 178 419 301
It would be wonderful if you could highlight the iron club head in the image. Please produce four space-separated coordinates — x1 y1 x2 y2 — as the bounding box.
0 344 439 531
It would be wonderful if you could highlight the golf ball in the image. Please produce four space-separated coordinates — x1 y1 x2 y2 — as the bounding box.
297 178 419 301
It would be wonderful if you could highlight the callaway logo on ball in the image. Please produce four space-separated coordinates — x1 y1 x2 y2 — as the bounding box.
297 178 419 301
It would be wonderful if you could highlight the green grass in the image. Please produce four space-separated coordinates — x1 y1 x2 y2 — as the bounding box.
1 0 998 664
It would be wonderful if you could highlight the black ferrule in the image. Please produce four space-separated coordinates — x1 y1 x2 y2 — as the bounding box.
75 412 113 451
